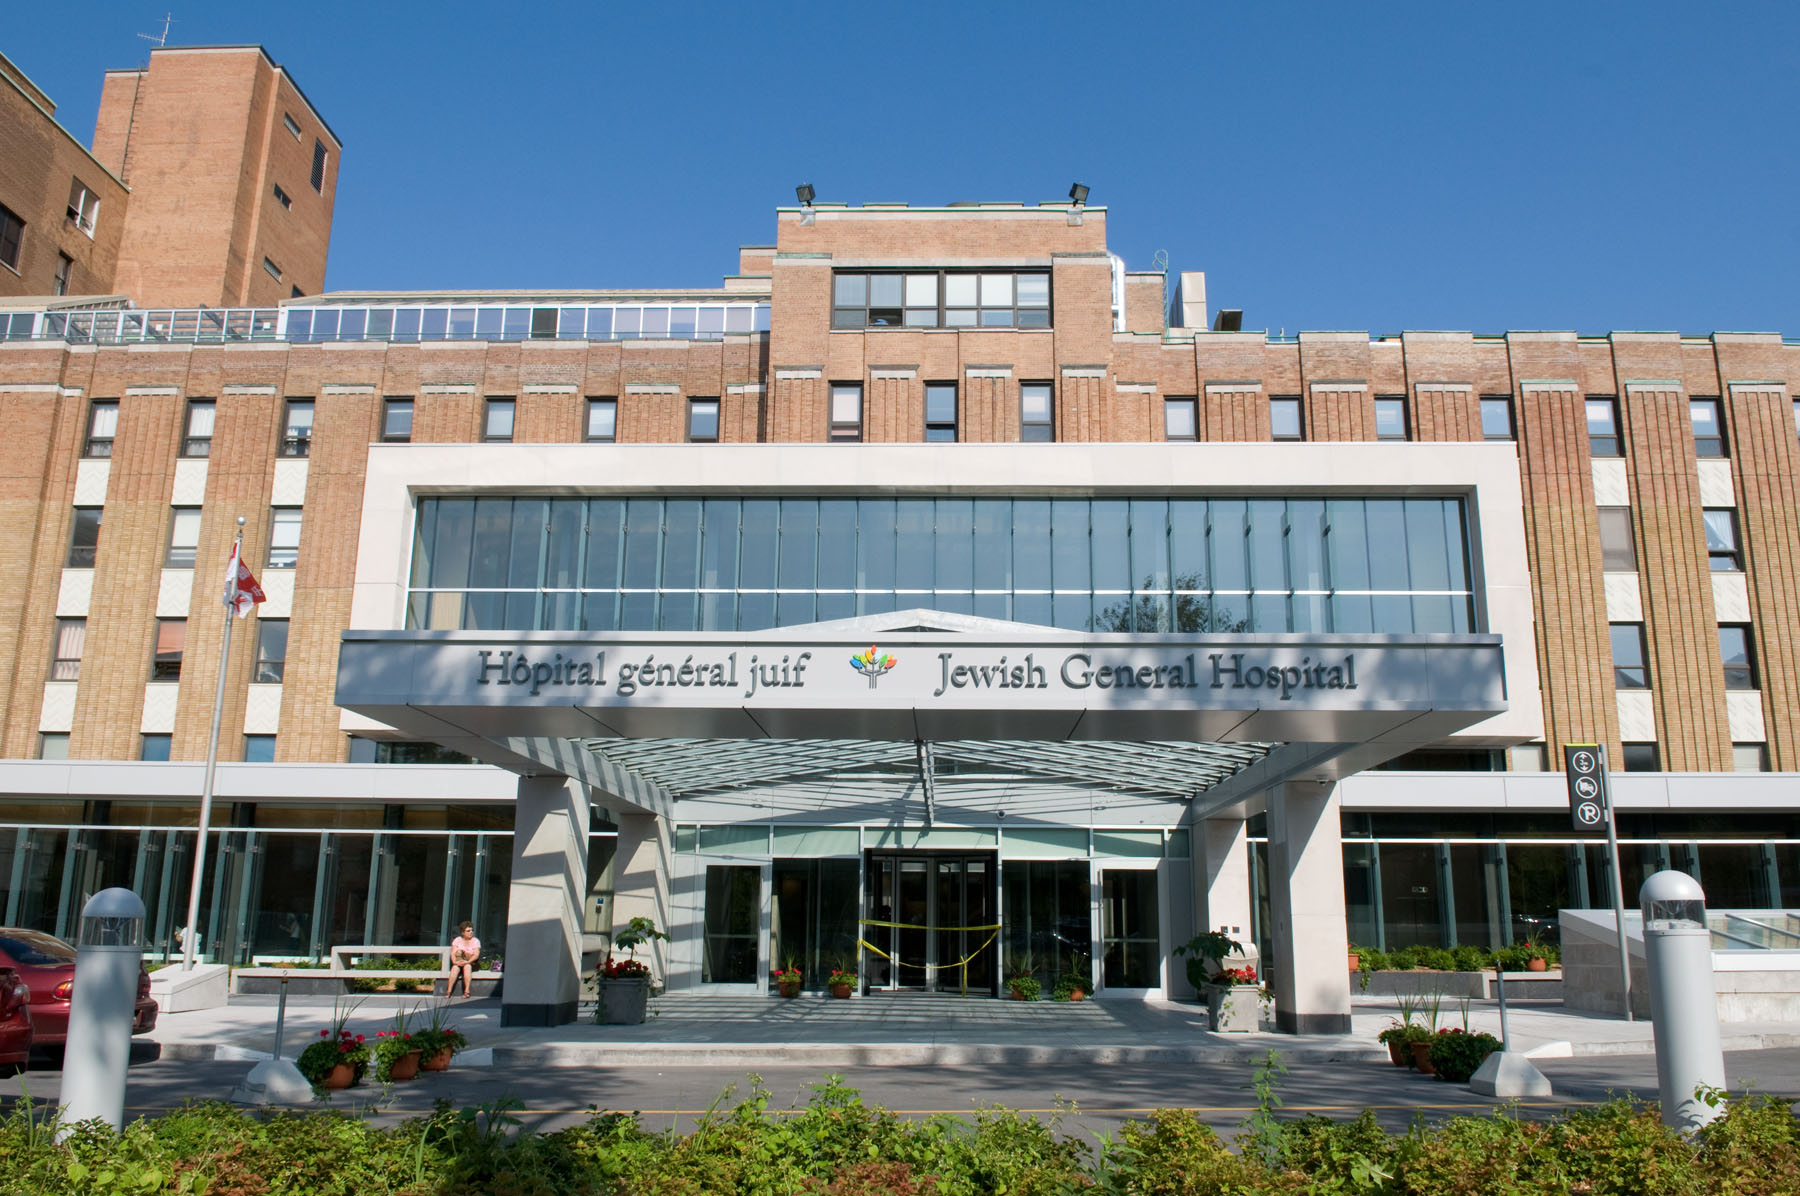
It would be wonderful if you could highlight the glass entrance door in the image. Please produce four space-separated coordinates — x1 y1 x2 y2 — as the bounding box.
865 852 998 995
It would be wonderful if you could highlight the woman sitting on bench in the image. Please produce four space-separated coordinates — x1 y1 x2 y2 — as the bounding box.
448 921 480 998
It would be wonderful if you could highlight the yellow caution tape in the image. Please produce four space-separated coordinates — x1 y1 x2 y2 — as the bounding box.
856 929 999 996
858 918 1002 932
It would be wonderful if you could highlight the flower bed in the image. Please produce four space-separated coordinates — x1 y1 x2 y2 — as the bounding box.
6 1078 1797 1193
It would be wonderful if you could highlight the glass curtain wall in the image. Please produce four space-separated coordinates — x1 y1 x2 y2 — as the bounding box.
0 824 552 966
702 864 761 983
408 495 1476 635
1000 861 1091 982
771 859 859 990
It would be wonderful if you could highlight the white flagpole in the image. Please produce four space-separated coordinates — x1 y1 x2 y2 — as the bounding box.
182 515 245 971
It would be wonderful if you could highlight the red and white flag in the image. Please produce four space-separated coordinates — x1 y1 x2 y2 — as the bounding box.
223 540 266 617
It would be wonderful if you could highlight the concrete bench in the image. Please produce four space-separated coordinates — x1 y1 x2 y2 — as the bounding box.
232 964 500 997
329 944 454 970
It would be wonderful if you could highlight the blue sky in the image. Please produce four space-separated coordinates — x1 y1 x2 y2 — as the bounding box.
10 2 1798 335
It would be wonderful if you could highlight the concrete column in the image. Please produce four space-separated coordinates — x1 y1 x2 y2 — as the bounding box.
1199 816 1252 943
1266 780 1352 1034
610 811 672 984
501 775 590 1027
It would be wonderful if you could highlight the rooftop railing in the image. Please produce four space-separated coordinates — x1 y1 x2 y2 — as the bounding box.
0 300 771 346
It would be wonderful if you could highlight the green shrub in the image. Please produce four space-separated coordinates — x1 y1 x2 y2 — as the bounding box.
1427 1030 1501 1082
1 1075 1797 1195
1451 945 1488 972
1006 975 1040 1001
1419 947 1458 972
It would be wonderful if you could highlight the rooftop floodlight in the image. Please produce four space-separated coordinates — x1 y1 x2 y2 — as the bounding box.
796 182 816 225
1067 182 1090 225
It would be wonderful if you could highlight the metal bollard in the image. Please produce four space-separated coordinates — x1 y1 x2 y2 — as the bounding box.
1640 870 1727 1133
58 889 146 1136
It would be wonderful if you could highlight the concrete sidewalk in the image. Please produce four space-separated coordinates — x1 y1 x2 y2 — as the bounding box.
145 990 1800 1070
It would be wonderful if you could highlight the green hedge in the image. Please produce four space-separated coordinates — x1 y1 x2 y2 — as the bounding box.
1353 941 1562 973
4 1077 1797 1195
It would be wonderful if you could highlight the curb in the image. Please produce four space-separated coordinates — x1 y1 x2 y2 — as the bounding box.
488 1042 1391 1067
158 1040 1385 1068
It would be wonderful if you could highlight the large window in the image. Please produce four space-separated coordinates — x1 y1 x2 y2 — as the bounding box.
832 270 1050 329
268 508 302 569
688 398 720 443
924 385 957 442
1598 508 1636 571
84 401 118 458
1020 384 1053 442
1690 398 1725 457
407 494 1477 635
1269 397 1303 441
255 620 288 682
829 385 862 442
54 254 71 296
1480 396 1514 440
165 507 202 567
1719 625 1757 690
0 203 22 270
183 400 215 457
484 398 515 443
585 398 616 442
1587 397 1621 457
66 179 99 235
1704 509 1741 571
1163 397 1197 442
1610 623 1649 689
282 400 313 457
311 140 328 193
152 619 185 681
140 734 171 762
382 398 413 443
50 618 84 681
67 507 101 567
1373 397 1408 441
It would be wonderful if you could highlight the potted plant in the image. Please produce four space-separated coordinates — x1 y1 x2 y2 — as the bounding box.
1007 974 1041 1001
297 1028 368 1090
827 966 857 998
373 1030 422 1082
1524 942 1549 972
1427 1028 1502 1082
413 1000 468 1071
372 1006 423 1082
773 960 803 999
1052 971 1089 1002
1203 964 1262 1033
597 916 668 1025
1174 929 1245 993
1347 944 1363 973
1376 1019 1414 1067
1411 1028 1444 1074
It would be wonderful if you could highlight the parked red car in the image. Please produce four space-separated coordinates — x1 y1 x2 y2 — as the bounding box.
0 966 31 1073
0 929 158 1048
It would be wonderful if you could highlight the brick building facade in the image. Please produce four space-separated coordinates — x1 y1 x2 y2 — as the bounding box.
0 45 1794 1026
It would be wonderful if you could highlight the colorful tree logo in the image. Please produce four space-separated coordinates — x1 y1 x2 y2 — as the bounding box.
849 645 897 688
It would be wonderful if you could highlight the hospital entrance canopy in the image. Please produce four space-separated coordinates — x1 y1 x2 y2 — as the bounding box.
333 610 1508 820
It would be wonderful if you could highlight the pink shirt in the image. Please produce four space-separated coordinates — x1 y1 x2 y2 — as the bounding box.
451 934 480 962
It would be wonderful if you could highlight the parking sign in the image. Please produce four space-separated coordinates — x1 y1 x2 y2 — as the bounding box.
1564 743 1608 832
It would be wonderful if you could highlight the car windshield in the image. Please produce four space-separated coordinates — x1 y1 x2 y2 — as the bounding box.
0 930 76 966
